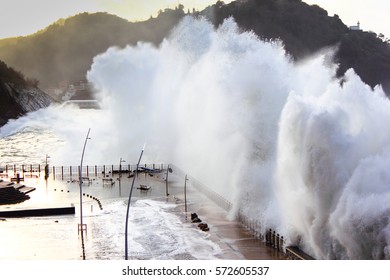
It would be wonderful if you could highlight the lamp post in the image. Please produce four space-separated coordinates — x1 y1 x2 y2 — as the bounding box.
119 158 126 197
125 144 146 260
119 158 126 178
184 175 188 215
165 165 172 196
79 128 91 260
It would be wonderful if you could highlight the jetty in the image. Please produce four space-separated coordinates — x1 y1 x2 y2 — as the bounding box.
0 180 35 205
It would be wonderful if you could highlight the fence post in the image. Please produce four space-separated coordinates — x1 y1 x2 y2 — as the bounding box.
280 236 284 252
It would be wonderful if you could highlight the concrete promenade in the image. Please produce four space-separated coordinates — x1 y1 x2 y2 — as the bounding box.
187 199 286 260
166 177 286 260
0 165 288 260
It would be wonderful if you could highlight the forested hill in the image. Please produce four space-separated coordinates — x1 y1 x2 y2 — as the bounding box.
0 0 389 94
0 9 185 90
201 0 390 93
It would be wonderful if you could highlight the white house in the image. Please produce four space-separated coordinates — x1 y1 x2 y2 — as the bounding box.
350 21 361 31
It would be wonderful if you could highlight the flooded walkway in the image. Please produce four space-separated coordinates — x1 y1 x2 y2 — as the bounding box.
166 175 286 260
0 166 286 260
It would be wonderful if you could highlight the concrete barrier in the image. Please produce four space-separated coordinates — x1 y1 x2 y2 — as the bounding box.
0 204 75 218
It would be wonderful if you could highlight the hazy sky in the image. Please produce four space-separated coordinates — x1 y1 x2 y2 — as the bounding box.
0 0 389 39
305 0 390 38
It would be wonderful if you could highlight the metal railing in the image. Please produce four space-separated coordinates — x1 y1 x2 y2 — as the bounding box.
169 164 233 211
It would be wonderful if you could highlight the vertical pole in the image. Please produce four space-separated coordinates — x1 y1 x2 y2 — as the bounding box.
184 175 188 214
79 128 91 260
119 158 122 178
125 143 146 260
165 165 169 196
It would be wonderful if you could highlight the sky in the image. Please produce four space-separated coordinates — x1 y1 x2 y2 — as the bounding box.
304 0 390 38
0 0 389 39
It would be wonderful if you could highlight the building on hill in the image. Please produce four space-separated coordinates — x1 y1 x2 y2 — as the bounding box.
349 21 361 31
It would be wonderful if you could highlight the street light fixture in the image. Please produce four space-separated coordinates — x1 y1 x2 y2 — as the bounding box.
125 143 146 260
184 174 189 215
78 128 91 260
165 165 172 196
119 158 126 178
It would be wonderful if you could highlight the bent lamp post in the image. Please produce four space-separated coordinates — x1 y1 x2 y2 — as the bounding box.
125 143 146 260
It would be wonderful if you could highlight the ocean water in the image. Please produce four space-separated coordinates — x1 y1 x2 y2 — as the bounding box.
0 170 222 260
1 16 390 259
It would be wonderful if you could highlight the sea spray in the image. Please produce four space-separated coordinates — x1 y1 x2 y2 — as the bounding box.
87 16 293 206
275 68 390 259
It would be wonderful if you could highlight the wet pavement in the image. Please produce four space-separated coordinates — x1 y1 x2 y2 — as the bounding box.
0 168 286 260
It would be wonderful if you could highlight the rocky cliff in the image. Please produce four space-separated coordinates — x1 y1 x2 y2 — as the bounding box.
0 61 53 127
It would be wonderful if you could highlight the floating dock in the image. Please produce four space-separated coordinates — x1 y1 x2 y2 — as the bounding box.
0 204 75 218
